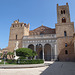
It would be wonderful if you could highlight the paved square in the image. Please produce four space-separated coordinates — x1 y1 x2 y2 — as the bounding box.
0 62 75 75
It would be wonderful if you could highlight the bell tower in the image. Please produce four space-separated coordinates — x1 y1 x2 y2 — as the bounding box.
55 3 74 61
57 3 70 23
8 20 30 52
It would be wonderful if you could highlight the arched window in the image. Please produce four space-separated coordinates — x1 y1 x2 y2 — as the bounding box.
65 43 67 47
63 10 65 14
61 10 65 14
62 18 66 23
64 31 67 36
65 50 68 54
16 35 17 40
61 10 63 14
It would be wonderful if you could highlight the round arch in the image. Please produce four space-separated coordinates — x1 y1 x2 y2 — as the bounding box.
62 17 66 23
28 44 34 51
36 44 43 59
44 43 51 61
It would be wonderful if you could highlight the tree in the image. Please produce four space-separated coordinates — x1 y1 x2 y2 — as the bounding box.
7 52 14 59
0 53 2 58
11 52 14 59
32 51 37 59
16 48 37 59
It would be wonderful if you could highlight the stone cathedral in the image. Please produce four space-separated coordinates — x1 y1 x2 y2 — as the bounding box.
2 3 75 61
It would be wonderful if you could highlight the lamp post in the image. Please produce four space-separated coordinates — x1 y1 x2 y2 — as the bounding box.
3 51 7 65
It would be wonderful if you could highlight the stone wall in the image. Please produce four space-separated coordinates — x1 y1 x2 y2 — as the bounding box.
8 20 30 52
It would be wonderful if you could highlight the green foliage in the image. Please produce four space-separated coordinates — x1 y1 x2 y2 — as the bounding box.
7 52 14 59
0 60 4 64
17 59 44 64
19 56 26 59
16 48 37 58
0 59 17 64
7 59 17 64
0 53 2 57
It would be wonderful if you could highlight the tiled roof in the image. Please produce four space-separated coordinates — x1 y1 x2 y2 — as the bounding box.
29 25 56 35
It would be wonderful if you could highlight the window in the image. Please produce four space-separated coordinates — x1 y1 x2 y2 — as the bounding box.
63 10 65 14
62 18 66 23
64 31 67 36
65 50 68 54
61 10 65 14
65 43 67 47
61 10 63 14
13 25 14 27
40 33 43 35
21 24 22 27
16 35 17 40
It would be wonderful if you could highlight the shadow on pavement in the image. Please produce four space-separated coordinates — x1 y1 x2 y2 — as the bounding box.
40 62 75 75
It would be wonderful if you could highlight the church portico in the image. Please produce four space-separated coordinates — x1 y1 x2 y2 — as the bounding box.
22 34 57 61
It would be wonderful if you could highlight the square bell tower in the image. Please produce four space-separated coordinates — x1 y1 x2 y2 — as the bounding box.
55 3 75 61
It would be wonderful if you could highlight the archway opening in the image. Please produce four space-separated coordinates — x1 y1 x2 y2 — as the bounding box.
28 44 34 51
62 17 66 23
36 44 43 59
44 44 51 61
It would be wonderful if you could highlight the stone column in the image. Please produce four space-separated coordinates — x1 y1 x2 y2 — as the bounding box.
34 45 36 59
74 40 75 53
51 46 53 61
54 44 57 60
22 41 24 48
42 45 44 60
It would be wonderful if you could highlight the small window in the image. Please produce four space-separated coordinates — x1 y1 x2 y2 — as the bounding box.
61 10 65 14
61 10 63 14
63 10 65 14
16 35 17 40
62 18 66 23
64 31 67 36
13 25 14 27
21 24 22 27
65 43 67 47
65 50 68 54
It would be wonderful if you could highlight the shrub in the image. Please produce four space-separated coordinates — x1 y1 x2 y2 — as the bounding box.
0 60 4 64
7 59 17 64
16 48 37 59
17 59 44 64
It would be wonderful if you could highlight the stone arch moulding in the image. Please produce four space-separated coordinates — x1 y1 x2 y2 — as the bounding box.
28 44 34 51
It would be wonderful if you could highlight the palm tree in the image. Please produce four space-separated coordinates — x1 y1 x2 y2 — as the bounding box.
0 53 2 58
7 52 14 59
7 52 12 59
11 52 14 59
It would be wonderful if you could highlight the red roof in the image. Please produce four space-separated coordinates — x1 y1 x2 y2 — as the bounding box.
29 25 56 35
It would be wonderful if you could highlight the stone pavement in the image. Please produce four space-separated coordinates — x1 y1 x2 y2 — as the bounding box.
0 62 75 75
40 62 75 75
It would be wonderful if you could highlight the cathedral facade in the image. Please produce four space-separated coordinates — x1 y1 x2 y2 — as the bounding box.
2 3 75 61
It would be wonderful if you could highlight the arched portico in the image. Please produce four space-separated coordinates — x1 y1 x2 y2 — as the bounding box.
44 43 51 61
25 41 57 61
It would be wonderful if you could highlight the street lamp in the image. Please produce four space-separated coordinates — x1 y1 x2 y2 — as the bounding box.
3 51 7 65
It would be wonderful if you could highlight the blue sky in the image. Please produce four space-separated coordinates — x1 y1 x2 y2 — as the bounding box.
0 0 75 49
